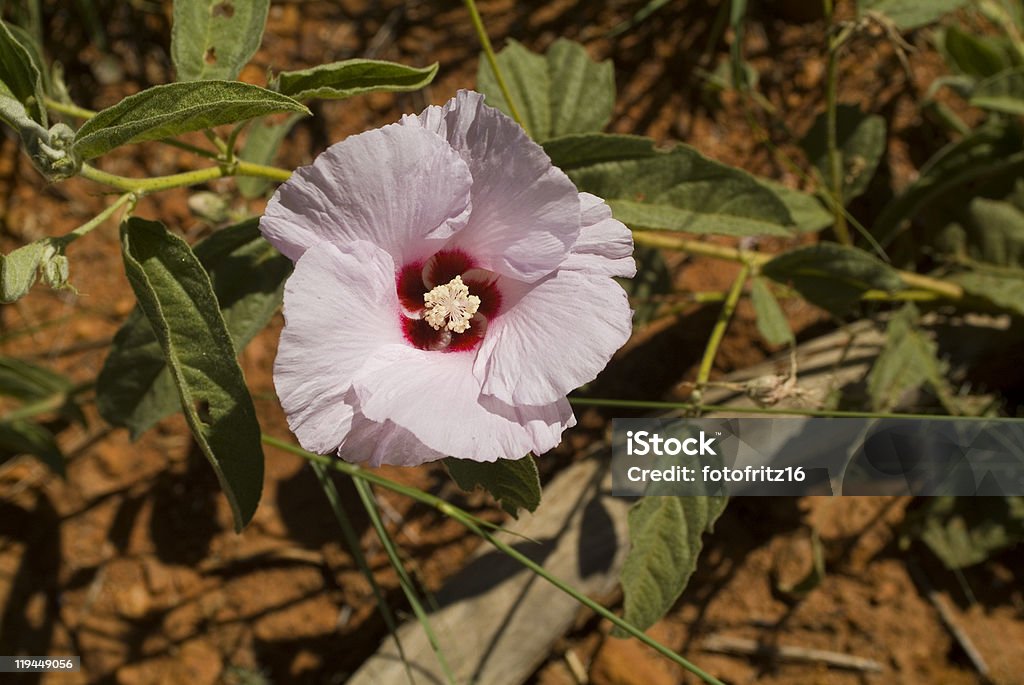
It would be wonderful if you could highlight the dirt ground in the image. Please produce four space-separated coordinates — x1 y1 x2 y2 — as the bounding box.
1 1 1022 683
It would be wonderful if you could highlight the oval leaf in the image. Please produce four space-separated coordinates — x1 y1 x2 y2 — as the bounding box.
801 105 886 202
73 81 308 159
274 59 438 101
750 277 794 346
445 454 541 518
546 38 615 137
971 65 1024 116
0 18 46 126
477 39 551 141
762 242 904 316
172 0 270 81
858 0 967 29
237 113 304 198
98 218 291 440
118 217 265 531
546 133 795 237
619 495 727 633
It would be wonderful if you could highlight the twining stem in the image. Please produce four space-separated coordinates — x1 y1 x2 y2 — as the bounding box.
462 0 529 135
630 231 966 301
79 160 292 194
569 396 1019 422
693 263 750 399
59 192 135 243
310 462 416 684
823 3 853 246
352 478 457 685
262 435 726 685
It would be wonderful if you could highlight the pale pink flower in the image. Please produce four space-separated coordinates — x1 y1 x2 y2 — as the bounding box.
260 90 634 466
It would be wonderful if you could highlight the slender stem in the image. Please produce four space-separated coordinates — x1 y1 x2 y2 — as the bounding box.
261 435 725 685
203 129 230 156
59 192 135 243
694 263 750 397
462 0 529 134
311 462 416 685
161 138 221 160
568 396 1014 421
824 11 852 246
630 231 965 302
79 159 292 195
352 479 456 685
44 96 96 120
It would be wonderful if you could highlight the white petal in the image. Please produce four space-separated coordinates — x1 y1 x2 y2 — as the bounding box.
274 241 403 455
260 124 472 265
562 192 637 278
339 409 448 467
403 91 581 282
473 269 633 406
351 344 574 461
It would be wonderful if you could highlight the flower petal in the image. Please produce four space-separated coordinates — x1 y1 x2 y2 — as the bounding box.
562 192 637 278
260 123 473 264
473 269 633 405
352 344 574 461
403 90 581 282
275 240 403 454
339 408 448 467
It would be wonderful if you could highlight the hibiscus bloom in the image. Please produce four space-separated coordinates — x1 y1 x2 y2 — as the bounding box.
260 90 634 466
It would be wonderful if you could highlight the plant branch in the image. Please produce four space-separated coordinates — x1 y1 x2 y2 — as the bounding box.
79 160 292 195
261 435 726 685
693 263 750 399
462 0 529 134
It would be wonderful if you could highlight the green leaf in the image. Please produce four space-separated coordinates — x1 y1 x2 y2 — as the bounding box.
1 240 47 303
801 105 886 202
0 18 46 126
237 113 304 198
545 133 795 237
545 38 615 137
444 454 541 518
116 217 264 531
757 179 833 234
171 0 270 82
941 25 1015 80
936 196 1024 269
274 59 438 101
867 304 954 412
477 39 552 141
762 242 904 316
72 81 309 160
971 66 1024 115
619 496 727 633
858 0 967 29
477 38 615 142
907 496 1024 569
873 121 1024 247
0 356 72 402
750 277 794 346
0 420 65 476
98 218 291 440
953 269 1024 315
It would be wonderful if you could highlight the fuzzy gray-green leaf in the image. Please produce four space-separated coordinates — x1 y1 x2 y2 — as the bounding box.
117 217 265 531
237 113 304 198
274 59 438 101
477 39 551 141
73 81 308 159
0 18 46 126
750 277 794 346
546 38 615 137
172 0 270 81
619 496 727 633
445 454 541 518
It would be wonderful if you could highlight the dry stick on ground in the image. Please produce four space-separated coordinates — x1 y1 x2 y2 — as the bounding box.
907 560 992 682
701 634 885 674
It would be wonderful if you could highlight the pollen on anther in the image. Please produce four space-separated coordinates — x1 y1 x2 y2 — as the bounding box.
423 275 481 333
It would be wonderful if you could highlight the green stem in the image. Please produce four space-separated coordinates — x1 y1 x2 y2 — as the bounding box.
352 478 456 685
43 96 96 120
694 263 750 397
79 159 292 195
462 0 529 134
1 382 92 423
310 462 416 685
569 396 1015 421
630 231 965 302
58 192 135 243
824 13 853 246
261 435 725 685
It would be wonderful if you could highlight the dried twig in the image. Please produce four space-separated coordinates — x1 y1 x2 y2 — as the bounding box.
702 634 885 674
